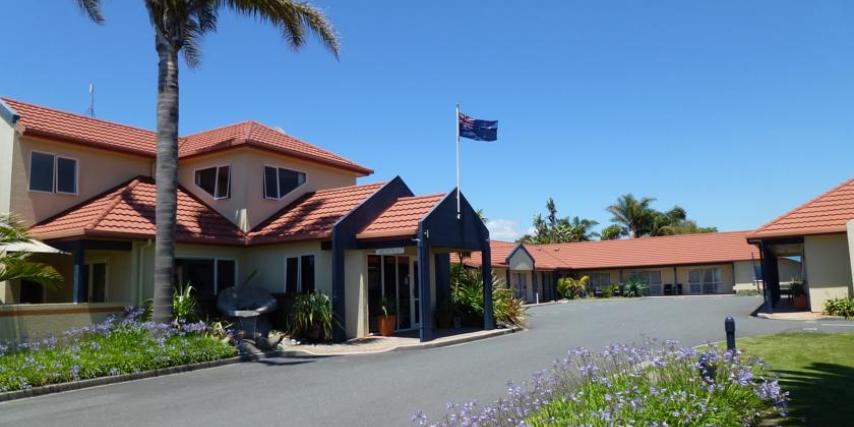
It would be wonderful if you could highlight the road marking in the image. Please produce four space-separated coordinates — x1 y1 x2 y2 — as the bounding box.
820 323 854 327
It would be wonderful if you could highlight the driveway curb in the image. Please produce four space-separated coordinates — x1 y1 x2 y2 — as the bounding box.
275 326 523 358
0 355 244 403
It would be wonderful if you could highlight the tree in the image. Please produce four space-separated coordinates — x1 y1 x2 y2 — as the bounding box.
519 198 598 244
599 224 624 240
606 194 656 238
76 0 339 322
0 214 62 287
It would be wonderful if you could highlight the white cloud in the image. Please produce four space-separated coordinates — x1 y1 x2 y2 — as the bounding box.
485 219 525 241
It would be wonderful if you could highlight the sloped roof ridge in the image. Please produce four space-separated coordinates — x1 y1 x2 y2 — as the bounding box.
531 230 752 249
752 177 854 235
2 97 157 136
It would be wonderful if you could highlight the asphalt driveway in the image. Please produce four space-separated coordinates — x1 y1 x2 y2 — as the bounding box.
1 295 850 426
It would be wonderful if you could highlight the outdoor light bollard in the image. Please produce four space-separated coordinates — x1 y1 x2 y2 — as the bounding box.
725 316 736 352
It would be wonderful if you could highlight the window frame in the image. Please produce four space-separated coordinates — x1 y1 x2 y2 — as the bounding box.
28 150 79 195
174 255 238 295
284 254 316 293
85 259 109 303
193 164 231 200
263 164 307 200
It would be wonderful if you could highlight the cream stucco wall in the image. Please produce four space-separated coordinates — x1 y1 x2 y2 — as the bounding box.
0 109 15 214
575 264 736 295
177 147 360 231
0 303 125 341
805 233 852 312
242 240 330 296
10 136 153 226
344 249 368 338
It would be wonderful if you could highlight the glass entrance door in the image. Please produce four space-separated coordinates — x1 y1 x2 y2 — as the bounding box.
367 255 421 332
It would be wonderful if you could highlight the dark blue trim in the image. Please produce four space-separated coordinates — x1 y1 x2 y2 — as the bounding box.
72 241 86 303
0 99 20 126
330 176 414 342
417 225 432 341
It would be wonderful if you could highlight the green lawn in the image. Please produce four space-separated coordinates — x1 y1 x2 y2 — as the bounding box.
737 331 854 427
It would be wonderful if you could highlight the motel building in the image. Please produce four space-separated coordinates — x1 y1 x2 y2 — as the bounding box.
0 97 494 342
747 177 854 313
455 232 801 303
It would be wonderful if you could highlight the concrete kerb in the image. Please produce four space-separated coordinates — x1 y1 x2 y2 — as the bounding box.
0 327 523 402
275 326 523 358
0 355 245 403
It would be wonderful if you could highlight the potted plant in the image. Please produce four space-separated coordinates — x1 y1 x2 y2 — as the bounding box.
378 298 397 337
791 281 808 310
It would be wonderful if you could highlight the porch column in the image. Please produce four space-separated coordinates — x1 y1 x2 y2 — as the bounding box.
434 254 451 313
418 228 433 342
72 240 86 303
331 240 347 342
482 241 495 330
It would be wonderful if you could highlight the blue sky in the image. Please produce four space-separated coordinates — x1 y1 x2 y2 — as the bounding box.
3 1 854 240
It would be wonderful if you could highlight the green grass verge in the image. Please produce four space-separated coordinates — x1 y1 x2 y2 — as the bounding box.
737 331 854 427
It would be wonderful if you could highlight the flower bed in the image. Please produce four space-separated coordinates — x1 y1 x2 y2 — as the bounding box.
0 308 237 392
414 340 787 426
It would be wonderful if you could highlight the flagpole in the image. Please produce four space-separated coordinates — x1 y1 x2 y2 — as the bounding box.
455 103 461 219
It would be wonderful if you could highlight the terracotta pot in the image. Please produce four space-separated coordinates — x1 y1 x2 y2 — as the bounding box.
793 295 808 310
378 315 396 337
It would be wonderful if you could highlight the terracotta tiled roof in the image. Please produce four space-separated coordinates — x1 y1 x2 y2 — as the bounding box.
529 231 759 270
2 98 372 175
28 177 244 244
748 177 854 239
356 194 446 240
450 240 548 269
181 121 372 175
454 232 758 271
3 98 157 157
248 182 385 244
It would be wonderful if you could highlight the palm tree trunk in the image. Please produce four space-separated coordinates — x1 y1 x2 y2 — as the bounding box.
152 33 179 323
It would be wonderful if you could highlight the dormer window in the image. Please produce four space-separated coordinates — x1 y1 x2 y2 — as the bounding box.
194 165 231 199
29 151 77 195
264 166 306 199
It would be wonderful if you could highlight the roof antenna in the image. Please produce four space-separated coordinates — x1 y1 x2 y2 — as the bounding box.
87 83 96 118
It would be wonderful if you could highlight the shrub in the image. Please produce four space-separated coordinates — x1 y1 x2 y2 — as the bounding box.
172 283 200 323
599 284 619 298
451 265 526 327
414 339 788 426
824 297 854 319
288 292 334 342
622 276 647 297
0 307 235 392
557 276 588 299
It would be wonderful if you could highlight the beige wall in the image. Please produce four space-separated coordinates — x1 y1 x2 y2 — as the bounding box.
733 260 759 292
805 233 853 312
10 136 153 226
0 110 15 213
178 147 360 231
0 303 124 341
344 249 368 338
507 248 534 271
242 240 330 296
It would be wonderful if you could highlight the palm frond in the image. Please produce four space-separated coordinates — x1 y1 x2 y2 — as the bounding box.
226 0 340 58
0 252 63 288
75 0 104 24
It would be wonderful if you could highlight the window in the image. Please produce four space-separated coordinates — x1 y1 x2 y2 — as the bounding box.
264 166 306 199
285 255 315 293
29 152 77 194
512 272 527 300
194 166 230 199
630 271 662 295
589 272 611 290
83 262 108 303
18 280 45 304
688 268 721 294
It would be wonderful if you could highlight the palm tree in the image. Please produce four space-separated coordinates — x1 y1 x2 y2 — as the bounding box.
598 224 624 240
606 194 655 239
75 0 339 322
0 214 62 287
565 216 599 242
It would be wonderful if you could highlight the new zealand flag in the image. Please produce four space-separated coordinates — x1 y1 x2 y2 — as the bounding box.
459 113 498 142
